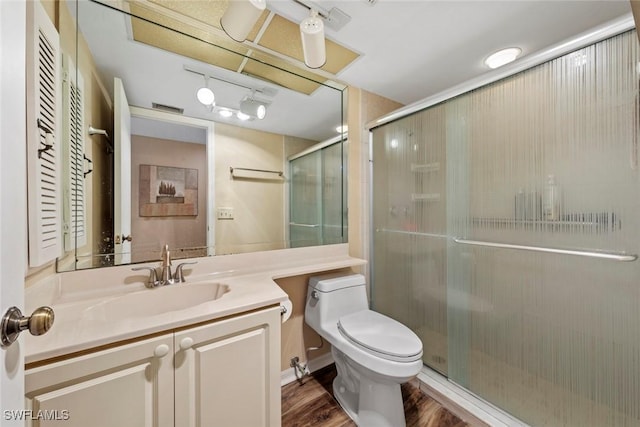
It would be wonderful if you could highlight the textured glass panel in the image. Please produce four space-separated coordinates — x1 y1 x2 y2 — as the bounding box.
290 152 322 247
372 31 640 426
372 105 449 374
322 142 346 245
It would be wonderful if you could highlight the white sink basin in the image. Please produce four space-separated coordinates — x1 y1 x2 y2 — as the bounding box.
81 282 229 321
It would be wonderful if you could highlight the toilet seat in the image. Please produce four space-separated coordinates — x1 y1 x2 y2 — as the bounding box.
337 310 423 363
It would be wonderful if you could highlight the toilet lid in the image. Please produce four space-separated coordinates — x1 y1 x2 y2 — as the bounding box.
337 310 423 362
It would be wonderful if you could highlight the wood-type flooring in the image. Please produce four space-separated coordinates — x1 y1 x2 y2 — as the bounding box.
282 364 469 427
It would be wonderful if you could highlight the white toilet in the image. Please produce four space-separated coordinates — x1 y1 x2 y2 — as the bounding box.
305 273 423 427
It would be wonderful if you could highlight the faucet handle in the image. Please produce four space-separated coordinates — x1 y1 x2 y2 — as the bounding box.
174 262 197 283
132 266 160 288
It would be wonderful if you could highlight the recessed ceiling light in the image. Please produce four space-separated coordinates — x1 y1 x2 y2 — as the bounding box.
484 47 522 69
219 109 233 118
336 125 348 133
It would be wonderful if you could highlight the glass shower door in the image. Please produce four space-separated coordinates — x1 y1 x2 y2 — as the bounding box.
444 32 640 427
289 151 321 247
371 30 640 427
321 142 347 245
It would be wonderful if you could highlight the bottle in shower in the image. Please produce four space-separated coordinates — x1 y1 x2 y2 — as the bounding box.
543 174 560 220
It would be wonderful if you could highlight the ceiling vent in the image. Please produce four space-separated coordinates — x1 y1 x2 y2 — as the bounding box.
152 102 184 114
362 0 378 5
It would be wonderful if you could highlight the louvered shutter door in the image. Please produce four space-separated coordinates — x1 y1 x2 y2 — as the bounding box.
62 55 87 251
26 1 61 267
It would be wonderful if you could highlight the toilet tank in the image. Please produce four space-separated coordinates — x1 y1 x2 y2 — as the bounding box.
305 273 369 332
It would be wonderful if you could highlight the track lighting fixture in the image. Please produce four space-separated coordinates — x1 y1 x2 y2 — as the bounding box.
240 98 267 120
196 76 215 107
220 0 266 42
300 9 326 69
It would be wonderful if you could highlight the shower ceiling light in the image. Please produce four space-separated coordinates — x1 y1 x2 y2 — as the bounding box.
220 0 266 42
484 47 522 69
300 9 326 69
240 98 267 120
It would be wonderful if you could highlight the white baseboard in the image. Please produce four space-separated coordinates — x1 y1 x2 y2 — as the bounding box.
417 367 529 427
281 352 334 386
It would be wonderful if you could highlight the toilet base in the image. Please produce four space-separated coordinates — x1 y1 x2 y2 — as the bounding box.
332 364 407 427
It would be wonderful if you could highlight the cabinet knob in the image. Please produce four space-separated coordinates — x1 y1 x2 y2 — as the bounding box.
154 344 170 358
179 337 194 350
1 306 54 347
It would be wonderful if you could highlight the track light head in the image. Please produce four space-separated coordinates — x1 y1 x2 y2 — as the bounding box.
196 75 215 107
221 0 266 42
300 9 326 69
240 98 267 120
196 87 215 106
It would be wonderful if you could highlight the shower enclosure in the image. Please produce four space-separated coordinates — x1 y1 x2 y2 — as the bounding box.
289 138 347 248
371 30 640 426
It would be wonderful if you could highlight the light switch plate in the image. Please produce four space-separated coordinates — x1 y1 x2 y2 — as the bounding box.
217 207 234 220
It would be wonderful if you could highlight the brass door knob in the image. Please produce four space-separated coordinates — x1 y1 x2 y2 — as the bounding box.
1 306 54 347
122 234 133 242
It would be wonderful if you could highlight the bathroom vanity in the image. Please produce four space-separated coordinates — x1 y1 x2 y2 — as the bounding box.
23 245 365 427
25 306 280 427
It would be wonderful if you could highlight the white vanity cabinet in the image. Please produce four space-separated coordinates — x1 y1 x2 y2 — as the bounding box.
25 306 281 427
174 306 281 427
25 333 175 427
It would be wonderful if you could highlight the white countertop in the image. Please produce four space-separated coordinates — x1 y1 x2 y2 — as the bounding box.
25 244 365 364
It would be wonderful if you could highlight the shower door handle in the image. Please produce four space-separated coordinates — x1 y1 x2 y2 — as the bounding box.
289 222 320 228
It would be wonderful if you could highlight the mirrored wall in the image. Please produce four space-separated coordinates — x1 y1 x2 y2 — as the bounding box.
55 0 347 271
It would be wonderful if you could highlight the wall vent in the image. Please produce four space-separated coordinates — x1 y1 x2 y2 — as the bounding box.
152 102 184 114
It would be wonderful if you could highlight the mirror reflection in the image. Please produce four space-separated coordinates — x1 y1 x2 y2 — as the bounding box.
56 0 347 272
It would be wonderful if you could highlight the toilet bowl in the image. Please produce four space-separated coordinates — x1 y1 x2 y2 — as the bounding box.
305 273 423 427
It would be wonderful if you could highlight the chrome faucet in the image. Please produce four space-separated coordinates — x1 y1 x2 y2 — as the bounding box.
159 244 173 284
131 244 197 288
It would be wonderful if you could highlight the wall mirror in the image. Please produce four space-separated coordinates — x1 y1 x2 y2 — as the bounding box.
56 0 347 272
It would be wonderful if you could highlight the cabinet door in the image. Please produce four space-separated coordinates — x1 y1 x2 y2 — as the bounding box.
174 307 281 427
25 334 174 427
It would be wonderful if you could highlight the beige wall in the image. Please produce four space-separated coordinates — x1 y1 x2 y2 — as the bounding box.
130 136 207 263
347 87 404 264
275 268 354 371
214 123 315 255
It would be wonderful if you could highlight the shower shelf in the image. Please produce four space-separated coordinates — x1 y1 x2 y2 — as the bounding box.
411 193 440 202
410 162 440 173
470 216 621 232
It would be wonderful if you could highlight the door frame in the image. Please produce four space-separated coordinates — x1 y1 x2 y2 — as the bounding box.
128 107 216 256
1 0 27 417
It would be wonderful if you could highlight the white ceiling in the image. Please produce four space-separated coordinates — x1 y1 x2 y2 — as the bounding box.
269 0 633 105
78 0 633 142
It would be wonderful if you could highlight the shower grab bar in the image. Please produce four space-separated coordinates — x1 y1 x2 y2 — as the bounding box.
453 238 637 262
289 222 320 228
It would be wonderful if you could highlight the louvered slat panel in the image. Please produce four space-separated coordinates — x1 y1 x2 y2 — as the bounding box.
62 53 87 251
26 1 61 267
